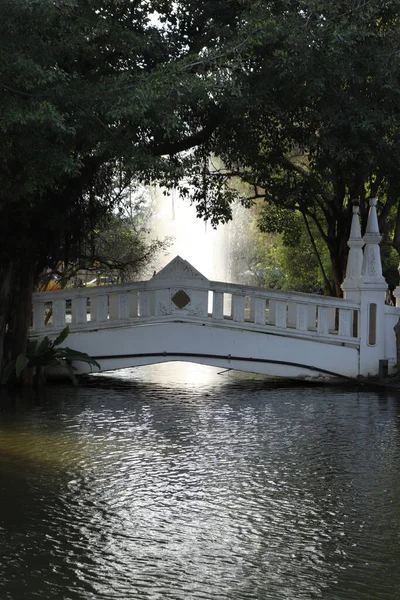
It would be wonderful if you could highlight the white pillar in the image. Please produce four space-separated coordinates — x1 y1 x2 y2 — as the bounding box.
341 202 364 302
357 198 387 376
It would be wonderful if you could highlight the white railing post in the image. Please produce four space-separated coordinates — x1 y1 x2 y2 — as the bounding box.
232 294 245 322
53 299 66 328
91 295 108 322
138 291 150 317
275 301 287 328
155 288 171 316
254 297 266 325
32 300 45 330
71 297 87 324
296 303 308 331
338 308 352 337
212 292 224 319
317 305 329 334
128 292 139 317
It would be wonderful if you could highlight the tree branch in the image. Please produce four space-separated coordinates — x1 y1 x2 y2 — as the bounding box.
150 113 220 156
301 212 332 294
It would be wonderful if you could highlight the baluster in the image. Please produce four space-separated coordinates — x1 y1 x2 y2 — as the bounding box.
119 294 131 319
338 308 352 337
155 289 171 316
53 299 66 328
232 294 245 322
212 292 224 319
296 304 308 331
328 307 336 332
109 292 135 320
138 291 150 317
254 297 266 325
32 301 45 330
128 292 138 318
275 301 287 328
91 295 108 322
72 297 87 324
317 306 329 334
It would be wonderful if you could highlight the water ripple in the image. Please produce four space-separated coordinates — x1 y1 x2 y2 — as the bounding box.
1 364 400 599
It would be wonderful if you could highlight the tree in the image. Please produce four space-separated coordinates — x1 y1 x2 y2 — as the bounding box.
39 188 169 289
0 0 248 373
257 203 333 293
193 0 400 296
227 199 329 292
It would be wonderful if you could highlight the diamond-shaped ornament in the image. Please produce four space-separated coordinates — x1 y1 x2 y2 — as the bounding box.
171 289 190 309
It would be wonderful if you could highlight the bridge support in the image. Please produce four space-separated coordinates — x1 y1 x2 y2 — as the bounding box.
342 199 387 376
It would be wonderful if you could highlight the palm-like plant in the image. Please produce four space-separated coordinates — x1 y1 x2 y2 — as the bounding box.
1 326 100 386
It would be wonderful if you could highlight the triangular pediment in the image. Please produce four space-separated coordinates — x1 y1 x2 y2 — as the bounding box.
152 256 208 281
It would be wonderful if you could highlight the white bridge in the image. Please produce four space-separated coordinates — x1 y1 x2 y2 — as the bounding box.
29 200 400 380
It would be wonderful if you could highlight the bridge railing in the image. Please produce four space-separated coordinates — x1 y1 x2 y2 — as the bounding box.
209 282 359 341
30 278 360 346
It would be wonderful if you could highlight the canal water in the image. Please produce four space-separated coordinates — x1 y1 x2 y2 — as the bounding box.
1 363 400 600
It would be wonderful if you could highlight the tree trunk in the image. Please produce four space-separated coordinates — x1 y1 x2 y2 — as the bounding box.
1 258 36 379
7 267 35 358
0 261 15 371
330 248 346 298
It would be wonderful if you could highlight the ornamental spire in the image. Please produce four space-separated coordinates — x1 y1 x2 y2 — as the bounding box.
360 198 385 284
342 201 364 284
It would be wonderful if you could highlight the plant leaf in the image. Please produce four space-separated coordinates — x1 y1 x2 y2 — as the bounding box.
35 336 52 356
15 354 29 377
53 325 70 348
56 347 101 370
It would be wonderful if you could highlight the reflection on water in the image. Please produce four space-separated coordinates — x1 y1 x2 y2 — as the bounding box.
1 363 400 599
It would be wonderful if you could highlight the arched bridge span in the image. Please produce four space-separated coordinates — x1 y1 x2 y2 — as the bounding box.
28 200 400 380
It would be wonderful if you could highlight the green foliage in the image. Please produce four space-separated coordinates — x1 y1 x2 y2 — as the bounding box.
257 203 334 292
0 0 249 369
191 0 400 294
40 188 169 288
0 0 247 267
258 204 303 248
226 200 330 292
271 240 327 294
1 326 100 386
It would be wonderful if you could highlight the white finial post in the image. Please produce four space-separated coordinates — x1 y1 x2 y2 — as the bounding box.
357 198 388 376
341 202 364 301
360 198 385 283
